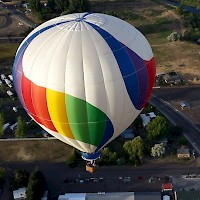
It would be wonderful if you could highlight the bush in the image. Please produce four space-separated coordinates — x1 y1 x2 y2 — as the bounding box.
179 136 188 145
151 143 165 157
167 31 181 41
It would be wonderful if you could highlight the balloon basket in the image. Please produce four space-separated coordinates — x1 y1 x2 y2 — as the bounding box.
86 162 96 173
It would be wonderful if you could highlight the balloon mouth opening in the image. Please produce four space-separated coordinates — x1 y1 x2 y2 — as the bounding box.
81 151 101 161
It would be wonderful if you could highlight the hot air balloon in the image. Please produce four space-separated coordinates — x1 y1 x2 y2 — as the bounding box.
13 13 156 163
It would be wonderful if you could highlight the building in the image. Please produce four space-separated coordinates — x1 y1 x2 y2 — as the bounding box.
177 148 190 158
140 114 150 127
58 193 86 200
176 191 200 200
13 187 26 200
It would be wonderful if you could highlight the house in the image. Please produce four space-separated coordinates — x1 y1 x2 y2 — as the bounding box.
58 193 86 200
162 183 173 191
120 129 134 139
13 187 26 200
140 114 150 127
177 148 190 158
148 112 156 119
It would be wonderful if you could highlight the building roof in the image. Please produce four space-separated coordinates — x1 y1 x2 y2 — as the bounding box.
162 183 173 191
59 192 161 200
134 192 161 200
58 193 86 200
121 129 134 139
13 187 26 199
148 112 156 118
140 114 150 126
177 191 200 200
177 148 190 155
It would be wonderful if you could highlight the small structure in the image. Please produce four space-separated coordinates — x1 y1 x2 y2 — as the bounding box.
177 148 190 158
162 183 173 191
58 193 86 200
120 129 134 139
13 187 26 200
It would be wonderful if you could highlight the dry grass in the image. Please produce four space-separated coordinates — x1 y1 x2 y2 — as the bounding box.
0 140 73 163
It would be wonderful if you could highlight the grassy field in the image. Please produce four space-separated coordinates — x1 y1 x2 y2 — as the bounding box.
0 43 19 66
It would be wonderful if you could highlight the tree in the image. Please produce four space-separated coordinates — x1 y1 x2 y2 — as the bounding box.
48 0 55 11
29 0 42 13
12 170 29 189
97 147 118 165
147 116 170 140
151 143 165 157
55 0 69 12
68 0 90 13
26 168 45 200
15 116 28 138
123 136 144 165
0 113 4 138
133 116 143 129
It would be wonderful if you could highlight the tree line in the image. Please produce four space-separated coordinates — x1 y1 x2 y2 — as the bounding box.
28 0 90 20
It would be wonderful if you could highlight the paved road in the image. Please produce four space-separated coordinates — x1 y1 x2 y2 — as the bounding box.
0 2 36 28
151 86 200 154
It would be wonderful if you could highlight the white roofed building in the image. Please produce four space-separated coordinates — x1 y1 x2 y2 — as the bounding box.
13 187 26 200
58 193 86 200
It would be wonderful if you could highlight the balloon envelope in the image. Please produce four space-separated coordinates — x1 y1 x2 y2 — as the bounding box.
13 13 156 160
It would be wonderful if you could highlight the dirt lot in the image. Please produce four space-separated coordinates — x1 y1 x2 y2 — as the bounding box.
0 139 73 163
0 11 27 37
